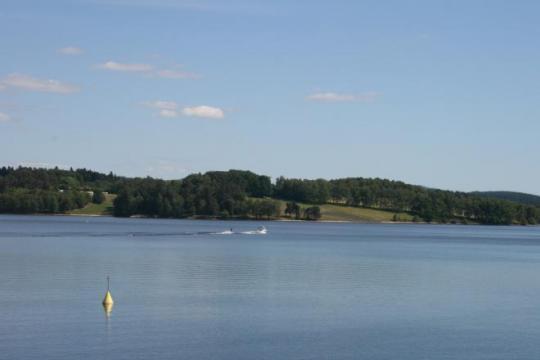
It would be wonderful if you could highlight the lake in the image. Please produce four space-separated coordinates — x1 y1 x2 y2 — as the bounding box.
1 215 540 359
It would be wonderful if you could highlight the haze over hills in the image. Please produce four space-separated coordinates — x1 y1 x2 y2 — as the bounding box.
471 191 540 207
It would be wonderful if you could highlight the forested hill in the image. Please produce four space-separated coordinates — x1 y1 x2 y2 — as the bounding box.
0 166 539 225
471 191 540 207
0 166 123 214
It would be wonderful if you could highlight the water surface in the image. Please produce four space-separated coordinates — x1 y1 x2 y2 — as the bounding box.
1 215 540 359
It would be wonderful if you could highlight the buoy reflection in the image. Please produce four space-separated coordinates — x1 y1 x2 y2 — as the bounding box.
103 301 114 317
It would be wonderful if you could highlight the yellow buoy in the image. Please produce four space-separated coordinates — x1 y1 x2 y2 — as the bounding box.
102 276 114 316
103 290 114 305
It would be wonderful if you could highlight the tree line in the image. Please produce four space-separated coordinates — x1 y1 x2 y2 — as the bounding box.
0 166 538 224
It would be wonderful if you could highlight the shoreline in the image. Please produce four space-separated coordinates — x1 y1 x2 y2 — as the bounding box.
1 213 536 226
6 213 408 224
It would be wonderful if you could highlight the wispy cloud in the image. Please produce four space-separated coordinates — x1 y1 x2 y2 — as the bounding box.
143 100 180 118
98 61 198 80
156 69 199 79
143 100 225 119
143 100 178 110
0 112 12 123
58 46 84 55
2 74 80 94
0 84 6 91
307 91 380 103
98 61 154 72
159 109 179 118
8 162 70 169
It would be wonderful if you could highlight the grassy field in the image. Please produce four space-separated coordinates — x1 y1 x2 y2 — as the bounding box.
69 194 412 222
317 203 413 222
68 194 116 216
271 199 414 222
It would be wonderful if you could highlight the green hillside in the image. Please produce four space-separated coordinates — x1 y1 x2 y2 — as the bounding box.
68 194 116 216
317 203 413 222
272 199 413 222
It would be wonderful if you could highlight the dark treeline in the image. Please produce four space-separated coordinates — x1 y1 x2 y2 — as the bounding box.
113 171 278 219
1 166 539 224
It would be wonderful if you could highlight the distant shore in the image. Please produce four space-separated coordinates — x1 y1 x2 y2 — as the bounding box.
0 212 493 226
4 212 539 226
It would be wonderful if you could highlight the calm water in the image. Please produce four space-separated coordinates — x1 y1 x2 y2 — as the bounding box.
1 215 540 359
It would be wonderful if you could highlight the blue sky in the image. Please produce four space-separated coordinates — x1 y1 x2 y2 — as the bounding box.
1 0 539 194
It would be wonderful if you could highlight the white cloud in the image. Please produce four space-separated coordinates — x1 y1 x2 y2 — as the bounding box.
0 112 12 123
143 101 225 119
156 69 198 79
98 61 153 72
58 46 84 55
2 74 80 94
0 84 6 91
307 91 380 103
182 105 224 119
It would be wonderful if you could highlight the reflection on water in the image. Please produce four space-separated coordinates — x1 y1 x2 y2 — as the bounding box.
1 215 540 360
102 301 113 317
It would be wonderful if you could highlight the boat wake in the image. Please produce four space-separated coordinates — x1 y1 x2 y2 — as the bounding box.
213 230 234 235
240 226 267 235
2 226 267 238
213 226 267 235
